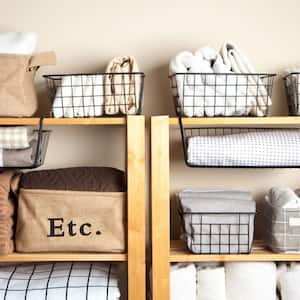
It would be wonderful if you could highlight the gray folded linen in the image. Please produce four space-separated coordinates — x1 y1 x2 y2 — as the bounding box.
178 189 255 254
3 140 37 167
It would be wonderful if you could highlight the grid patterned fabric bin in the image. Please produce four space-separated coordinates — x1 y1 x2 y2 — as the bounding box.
170 73 275 117
264 199 300 253
178 190 256 254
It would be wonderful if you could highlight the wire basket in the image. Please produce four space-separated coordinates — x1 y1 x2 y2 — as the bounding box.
284 73 300 116
44 72 145 118
170 73 275 117
179 210 255 254
179 124 300 168
0 119 50 169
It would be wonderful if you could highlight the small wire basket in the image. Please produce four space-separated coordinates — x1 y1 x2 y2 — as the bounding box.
44 72 145 118
0 119 51 169
170 73 275 117
179 210 255 254
284 73 300 116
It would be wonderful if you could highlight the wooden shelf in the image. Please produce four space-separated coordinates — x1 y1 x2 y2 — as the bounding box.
170 240 300 262
0 252 127 262
0 117 126 125
169 116 300 127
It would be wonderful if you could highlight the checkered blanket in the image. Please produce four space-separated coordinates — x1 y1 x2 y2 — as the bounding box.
187 129 300 167
0 127 31 150
0 262 120 300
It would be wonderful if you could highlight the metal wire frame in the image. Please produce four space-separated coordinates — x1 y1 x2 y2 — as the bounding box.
179 209 255 254
284 72 300 116
178 119 300 168
0 118 51 170
170 73 276 117
44 72 145 118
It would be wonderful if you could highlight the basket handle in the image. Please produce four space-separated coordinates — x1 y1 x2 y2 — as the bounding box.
29 51 56 69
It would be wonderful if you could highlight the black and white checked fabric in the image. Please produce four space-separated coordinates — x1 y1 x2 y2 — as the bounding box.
0 262 120 300
187 129 300 167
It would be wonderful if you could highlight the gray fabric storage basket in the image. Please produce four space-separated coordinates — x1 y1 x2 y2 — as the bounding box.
264 199 300 252
178 190 256 254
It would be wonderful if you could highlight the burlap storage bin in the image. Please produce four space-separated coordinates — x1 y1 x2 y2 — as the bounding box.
0 52 56 116
16 189 126 253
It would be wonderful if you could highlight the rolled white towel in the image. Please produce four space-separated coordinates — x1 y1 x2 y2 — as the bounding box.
277 263 288 290
196 266 226 300
225 262 277 300
0 32 37 55
279 270 300 300
267 187 300 209
170 264 196 300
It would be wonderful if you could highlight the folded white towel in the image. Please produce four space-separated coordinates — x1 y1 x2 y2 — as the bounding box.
0 32 37 55
170 264 196 300
225 262 277 300
279 270 300 300
52 75 104 118
0 126 32 149
196 267 226 300
221 42 270 116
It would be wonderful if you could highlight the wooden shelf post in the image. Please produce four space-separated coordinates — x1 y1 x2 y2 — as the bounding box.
127 116 146 300
151 116 170 300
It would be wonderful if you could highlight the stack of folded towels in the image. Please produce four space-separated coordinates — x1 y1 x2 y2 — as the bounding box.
169 42 271 117
171 261 278 300
52 56 142 117
0 126 37 167
0 171 18 255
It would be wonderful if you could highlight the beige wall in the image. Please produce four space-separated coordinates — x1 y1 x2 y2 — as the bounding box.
2 0 300 237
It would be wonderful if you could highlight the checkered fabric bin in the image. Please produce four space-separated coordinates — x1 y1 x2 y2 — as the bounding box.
264 199 300 253
0 262 120 300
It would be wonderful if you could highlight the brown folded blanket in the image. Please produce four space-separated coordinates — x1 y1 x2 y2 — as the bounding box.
20 167 126 192
3 140 37 167
0 201 14 219
0 239 14 254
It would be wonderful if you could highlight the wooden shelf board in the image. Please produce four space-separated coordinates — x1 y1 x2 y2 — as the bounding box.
170 240 300 262
169 116 300 127
0 252 127 262
0 118 126 125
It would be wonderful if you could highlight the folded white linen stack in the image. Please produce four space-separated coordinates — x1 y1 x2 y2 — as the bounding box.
170 264 196 300
0 32 37 55
169 43 271 117
221 42 271 116
225 262 277 300
196 265 226 300
52 75 104 118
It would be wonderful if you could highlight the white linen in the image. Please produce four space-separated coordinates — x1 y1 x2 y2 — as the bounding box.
170 264 196 300
0 262 120 300
196 267 226 300
0 32 37 55
225 262 277 300
267 187 300 209
52 75 104 118
0 127 31 149
279 270 300 300
221 41 270 115
187 129 300 167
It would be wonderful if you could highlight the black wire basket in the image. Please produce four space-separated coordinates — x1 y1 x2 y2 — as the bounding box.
44 72 145 118
179 209 255 254
0 119 50 169
284 73 300 116
170 73 275 117
179 124 300 168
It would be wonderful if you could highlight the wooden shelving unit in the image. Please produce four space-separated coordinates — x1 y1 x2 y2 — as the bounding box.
151 116 300 300
0 116 145 300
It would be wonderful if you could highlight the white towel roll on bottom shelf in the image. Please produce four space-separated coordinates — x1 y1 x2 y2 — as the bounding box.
225 262 277 300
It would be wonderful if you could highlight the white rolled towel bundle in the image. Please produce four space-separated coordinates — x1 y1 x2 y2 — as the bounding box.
225 262 277 300
196 266 226 300
170 264 196 300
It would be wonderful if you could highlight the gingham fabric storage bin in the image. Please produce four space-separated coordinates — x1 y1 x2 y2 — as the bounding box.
264 198 300 253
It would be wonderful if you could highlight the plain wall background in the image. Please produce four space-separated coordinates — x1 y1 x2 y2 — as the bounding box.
2 0 300 238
